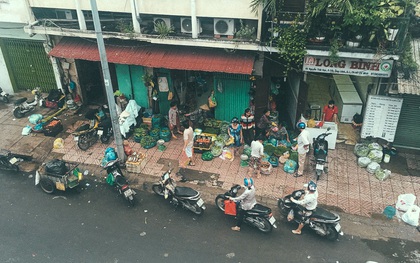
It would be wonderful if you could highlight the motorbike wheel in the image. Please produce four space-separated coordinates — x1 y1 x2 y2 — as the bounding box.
127 195 135 206
277 199 289 216
13 107 25 118
100 134 111 144
316 169 322 181
325 225 339 241
190 203 204 216
2 96 9 103
152 184 165 196
215 195 225 212
77 134 90 151
255 216 273 233
40 178 55 194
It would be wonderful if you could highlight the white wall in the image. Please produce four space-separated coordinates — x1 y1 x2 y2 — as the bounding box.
0 0 32 23
28 0 258 19
0 47 13 94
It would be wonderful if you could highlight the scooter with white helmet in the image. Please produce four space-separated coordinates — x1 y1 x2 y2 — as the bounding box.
215 178 277 233
13 87 44 118
277 181 343 240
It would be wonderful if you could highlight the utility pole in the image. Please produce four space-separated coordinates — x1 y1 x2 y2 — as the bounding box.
90 0 125 162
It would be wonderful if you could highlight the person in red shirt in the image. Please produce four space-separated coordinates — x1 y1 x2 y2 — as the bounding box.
322 100 338 123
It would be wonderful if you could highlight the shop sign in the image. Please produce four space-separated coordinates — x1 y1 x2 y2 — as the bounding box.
303 56 393 77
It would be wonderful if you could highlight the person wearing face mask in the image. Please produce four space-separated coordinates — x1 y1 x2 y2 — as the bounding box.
322 100 338 124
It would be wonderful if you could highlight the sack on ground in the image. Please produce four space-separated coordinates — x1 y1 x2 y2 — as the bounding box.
284 159 297 174
357 156 371 168
260 161 272 175
53 138 64 149
354 143 370 157
396 193 417 212
366 162 380 174
401 205 420 227
22 125 32 136
368 150 383 163
368 142 383 151
287 209 294 221
29 114 43 124
375 169 391 181
224 200 236 216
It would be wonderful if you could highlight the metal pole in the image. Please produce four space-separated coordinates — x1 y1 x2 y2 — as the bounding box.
90 0 125 162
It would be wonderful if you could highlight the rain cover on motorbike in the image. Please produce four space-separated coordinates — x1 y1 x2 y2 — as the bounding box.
45 159 69 175
175 186 199 197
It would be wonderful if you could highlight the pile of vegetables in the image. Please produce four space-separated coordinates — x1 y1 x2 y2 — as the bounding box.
149 127 160 140
140 135 157 149
159 127 171 142
134 127 149 143
202 151 214 161
211 145 223 156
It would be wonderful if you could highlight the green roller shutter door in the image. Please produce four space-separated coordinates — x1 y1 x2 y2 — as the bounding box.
1 38 56 92
393 94 420 149
214 74 250 122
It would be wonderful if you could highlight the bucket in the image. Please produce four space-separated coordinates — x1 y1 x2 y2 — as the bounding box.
383 154 390 163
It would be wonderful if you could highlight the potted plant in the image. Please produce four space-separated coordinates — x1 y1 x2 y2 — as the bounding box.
235 20 256 40
154 21 174 38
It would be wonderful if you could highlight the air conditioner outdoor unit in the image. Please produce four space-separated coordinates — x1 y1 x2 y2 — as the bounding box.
153 17 171 32
180 18 202 34
214 18 235 35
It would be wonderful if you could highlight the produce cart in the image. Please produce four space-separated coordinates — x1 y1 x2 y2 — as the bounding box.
36 159 81 194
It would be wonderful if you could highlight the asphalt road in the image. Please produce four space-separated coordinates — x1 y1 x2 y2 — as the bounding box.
0 169 418 263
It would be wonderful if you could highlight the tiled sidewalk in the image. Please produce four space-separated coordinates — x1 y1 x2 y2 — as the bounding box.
54 130 420 218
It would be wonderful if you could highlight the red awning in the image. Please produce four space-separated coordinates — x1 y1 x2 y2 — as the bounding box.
49 38 255 75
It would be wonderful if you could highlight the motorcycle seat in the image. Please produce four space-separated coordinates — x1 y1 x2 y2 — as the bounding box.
175 186 198 197
312 207 337 220
115 175 128 186
249 204 271 214
14 97 27 105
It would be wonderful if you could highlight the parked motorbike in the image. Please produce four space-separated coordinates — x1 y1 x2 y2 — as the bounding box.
313 127 331 180
152 168 205 215
103 159 136 205
72 107 113 150
13 87 44 118
215 184 277 233
0 87 10 103
278 189 343 240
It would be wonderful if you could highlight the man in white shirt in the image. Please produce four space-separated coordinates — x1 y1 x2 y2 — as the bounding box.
291 180 318 235
295 122 310 178
248 135 264 178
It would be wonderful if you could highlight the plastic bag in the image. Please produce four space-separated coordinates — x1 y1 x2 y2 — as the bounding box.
307 119 316 128
284 160 297 174
366 162 380 174
401 205 420 227
368 142 383 151
383 205 396 219
368 150 383 163
106 173 115 186
354 143 370 157
22 125 32 136
375 169 391 181
260 162 272 175
224 200 236 216
357 156 371 168
45 159 68 174
28 114 43 124
287 209 294 221
396 193 417 212
53 138 64 149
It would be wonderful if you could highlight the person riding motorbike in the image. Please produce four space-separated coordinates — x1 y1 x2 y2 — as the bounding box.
290 180 318 235
230 178 257 231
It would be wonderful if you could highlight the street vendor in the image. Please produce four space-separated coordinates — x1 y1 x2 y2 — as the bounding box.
184 104 210 129
266 122 289 144
168 100 183 139
322 100 338 124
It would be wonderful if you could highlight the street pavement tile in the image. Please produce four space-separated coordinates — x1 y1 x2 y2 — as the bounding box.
348 199 361 214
